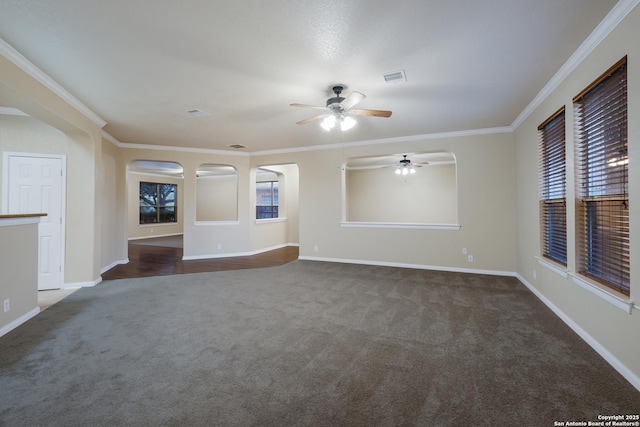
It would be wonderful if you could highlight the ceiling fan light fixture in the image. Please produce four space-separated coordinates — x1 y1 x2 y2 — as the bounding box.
292 85 391 130
340 116 356 131
396 166 415 176
321 115 336 131
395 155 417 176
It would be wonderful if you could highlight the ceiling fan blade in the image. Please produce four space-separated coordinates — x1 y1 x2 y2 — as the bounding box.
351 108 393 118
296 114 330 125
340 91 365 110
290 103 328 110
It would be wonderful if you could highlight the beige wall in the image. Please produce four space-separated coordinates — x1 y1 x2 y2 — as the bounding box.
514 5 640 387
0 116 101 286
253 131 516 273
250 163 300 251
1 54 103 286
0 219 40 336
346 163 457 224
281 163 300 244
196 174 238 222
101 139 127 270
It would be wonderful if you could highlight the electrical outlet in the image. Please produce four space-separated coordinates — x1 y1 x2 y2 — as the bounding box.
217 243 222 250
467 255 474 263
462 248 467 254
314 245 319 252
3 299 9 313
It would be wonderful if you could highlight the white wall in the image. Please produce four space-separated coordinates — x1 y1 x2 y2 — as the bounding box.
514 4 640 389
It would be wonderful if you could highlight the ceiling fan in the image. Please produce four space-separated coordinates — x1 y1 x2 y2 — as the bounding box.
392 155 427 175
290 85 392 130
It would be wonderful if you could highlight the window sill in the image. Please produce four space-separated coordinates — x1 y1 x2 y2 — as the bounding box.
255 217 287 224
568 273 634 314
340 222 461 231
139 222 178 228
194 220 240 226
536 256 568 278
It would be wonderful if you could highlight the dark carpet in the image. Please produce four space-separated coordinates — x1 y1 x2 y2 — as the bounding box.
1 261 638 426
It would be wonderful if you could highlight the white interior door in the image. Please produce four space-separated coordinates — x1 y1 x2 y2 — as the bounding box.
6 155 65 290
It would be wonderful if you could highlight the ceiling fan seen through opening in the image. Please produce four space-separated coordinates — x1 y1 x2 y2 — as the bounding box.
394 155 427 175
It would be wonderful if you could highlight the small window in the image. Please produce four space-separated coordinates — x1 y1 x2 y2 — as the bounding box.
574 57 629 295
139 182 177 224
538 107 567 265
256 180 278 219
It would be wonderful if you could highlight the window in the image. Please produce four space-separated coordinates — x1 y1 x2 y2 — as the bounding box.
256 181 278 219
139 182 177 224
538 107 567 265
574 57 629 295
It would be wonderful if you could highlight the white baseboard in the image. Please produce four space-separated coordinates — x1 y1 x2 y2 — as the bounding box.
297 255 516 277
62 276 102 289
128 233 182 241
0 307 40 338
516 273 640 393
182 243 297 261
100 258 129 274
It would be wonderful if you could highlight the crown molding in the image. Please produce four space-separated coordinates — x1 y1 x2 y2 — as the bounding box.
117 141 251 157
101 130 250 156
102 126 512 157
253 126 514 156
0 106 28 116
101 130 121 146
511 0 640 130
251 126 514 156
0 38 106 128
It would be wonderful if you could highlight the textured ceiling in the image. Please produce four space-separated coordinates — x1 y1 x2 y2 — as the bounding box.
0 0 620 152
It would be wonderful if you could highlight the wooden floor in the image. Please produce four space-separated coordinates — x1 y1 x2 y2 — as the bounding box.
102 243 299 281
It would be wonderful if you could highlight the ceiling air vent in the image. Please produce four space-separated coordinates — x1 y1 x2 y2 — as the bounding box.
187 109 209 118
228 144 246 149
382 70 407 84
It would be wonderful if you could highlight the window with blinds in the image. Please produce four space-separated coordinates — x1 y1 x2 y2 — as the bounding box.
574 57 629 296
539 107 566 265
